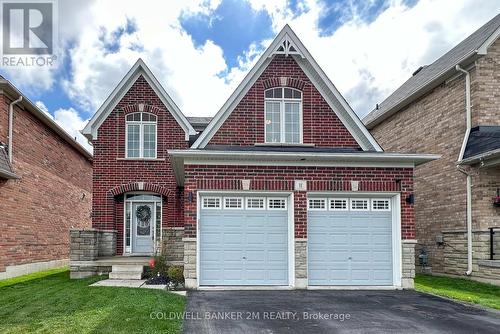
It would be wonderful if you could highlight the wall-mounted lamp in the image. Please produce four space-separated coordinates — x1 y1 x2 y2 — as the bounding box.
405 193 414 205
188 192 193 203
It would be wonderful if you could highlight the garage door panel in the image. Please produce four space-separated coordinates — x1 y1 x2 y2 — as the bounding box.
200 196 289 286
308 196 394 286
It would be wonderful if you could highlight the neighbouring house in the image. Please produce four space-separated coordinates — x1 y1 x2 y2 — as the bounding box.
75 25 437 289
0 77 93 280
364 14 500 285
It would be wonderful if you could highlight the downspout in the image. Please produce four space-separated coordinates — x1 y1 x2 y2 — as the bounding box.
455 64 472 276
8 95 23 163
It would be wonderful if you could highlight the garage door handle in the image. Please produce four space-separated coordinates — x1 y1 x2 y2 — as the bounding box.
242 257 246 259
348 257 352 260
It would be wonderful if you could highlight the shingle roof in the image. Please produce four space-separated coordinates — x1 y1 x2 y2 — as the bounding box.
187 117 212 132
364 13 500 128
0 145 17 179
463 126 500 160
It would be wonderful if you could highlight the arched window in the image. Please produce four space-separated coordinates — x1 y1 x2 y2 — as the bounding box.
125 112 157 158
265 87 302 144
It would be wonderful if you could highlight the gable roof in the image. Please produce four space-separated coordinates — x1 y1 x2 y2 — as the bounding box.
458 126 500 166
82 59 196 141
191 25 382 152
364 13 500 128
0 145 17 179
0 78 92 160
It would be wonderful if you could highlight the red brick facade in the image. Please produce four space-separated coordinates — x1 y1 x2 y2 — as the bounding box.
91 75 188 254
209 55 361 148
0 93 92 274
183 165 415 239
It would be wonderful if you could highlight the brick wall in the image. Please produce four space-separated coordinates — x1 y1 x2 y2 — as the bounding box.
208 55 361 148
368 36 500 274
0 94 92 273
91 75 188 254
183 165 414 239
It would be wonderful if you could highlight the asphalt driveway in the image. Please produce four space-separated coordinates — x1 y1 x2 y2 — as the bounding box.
184 290 500 333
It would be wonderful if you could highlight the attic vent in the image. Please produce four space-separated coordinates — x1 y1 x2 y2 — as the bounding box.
272 33 304 58
412 66 425 76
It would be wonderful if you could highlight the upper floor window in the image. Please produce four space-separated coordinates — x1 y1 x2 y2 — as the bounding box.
126 112 157 158
265 87 302 144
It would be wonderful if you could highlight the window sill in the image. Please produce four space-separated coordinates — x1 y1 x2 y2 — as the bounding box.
117 157 165 161
254 143 315 147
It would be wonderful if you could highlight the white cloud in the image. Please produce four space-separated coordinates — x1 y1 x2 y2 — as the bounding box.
252 0 500 115
4 0 500 121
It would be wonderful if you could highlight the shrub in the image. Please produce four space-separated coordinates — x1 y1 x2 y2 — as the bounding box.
151 253 169 278
167 266 184 285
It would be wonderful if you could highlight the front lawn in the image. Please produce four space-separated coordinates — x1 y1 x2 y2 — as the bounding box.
0 269 185 333
415 274 500 310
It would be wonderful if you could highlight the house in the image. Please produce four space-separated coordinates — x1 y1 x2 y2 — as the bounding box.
0 77 93 280
363 14 500 285
75 25 437 289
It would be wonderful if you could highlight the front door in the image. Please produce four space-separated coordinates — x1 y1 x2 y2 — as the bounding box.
132 202 154 254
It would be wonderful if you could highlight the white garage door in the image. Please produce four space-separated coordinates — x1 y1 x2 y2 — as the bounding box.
308 197 394 286
199 195 289 286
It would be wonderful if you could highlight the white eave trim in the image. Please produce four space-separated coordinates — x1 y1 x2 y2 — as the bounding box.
191 25 382 152
168 149 439 186
169 149 439 165
82 59 196 141
458 147 500 166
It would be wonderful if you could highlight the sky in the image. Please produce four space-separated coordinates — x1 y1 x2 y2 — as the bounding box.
1 0 500 152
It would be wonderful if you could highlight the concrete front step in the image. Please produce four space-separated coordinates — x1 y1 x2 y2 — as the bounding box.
109 264 144 280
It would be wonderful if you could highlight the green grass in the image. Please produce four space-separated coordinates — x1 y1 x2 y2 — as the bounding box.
415 274 500 310
0 267 68 288
0 270 186 334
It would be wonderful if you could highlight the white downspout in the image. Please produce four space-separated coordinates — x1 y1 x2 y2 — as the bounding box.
8 96 23 163
455 64 472 276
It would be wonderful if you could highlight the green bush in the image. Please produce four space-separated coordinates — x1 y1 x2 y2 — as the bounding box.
150 254 169 278
167 266 184 285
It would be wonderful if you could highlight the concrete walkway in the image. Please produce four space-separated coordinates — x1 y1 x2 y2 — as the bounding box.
90 279 186 295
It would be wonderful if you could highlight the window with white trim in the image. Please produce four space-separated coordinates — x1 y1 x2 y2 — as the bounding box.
329 199 348 211
350 199 369 211
202 197 221 209
126 112 157 158
246 197 265 209
224 197 243 209
308 198 326 210
372 199 391 211
267 198 287 210
265 87 302 144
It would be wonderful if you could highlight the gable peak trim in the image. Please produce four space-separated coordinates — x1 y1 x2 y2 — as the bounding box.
192 25 382 151
82 58 195 141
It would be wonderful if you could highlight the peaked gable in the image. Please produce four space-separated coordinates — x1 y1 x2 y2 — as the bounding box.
208 54 360 148
82 59 196 141
192 25 382 151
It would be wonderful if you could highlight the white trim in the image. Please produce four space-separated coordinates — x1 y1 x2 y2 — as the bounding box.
201 197 222 209
372 198 391 211
307 286 400 290
82 59 196 141
350 198 370 211
307 198 327 211
264 87 303 144
306 192 402 288
125 113 157 159
196 191 295 289
245 197 265 210
223 197 244 209
191 25 382 151
267 197 288 210
477 24 500 55
123 194 162 255
328 198 349 211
